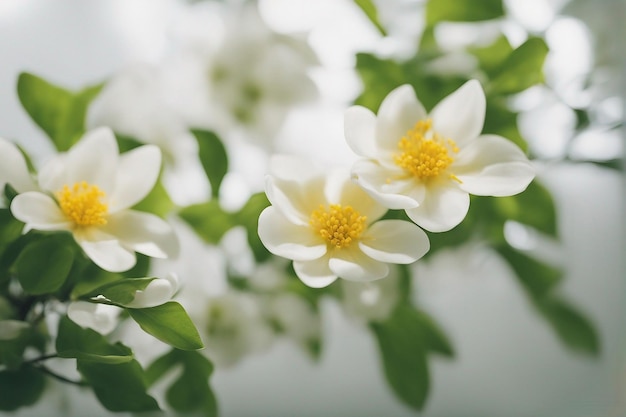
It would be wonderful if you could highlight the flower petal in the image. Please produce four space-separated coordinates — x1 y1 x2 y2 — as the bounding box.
67 301 119 335
454 135 535 196
329 247 389 282
74 230 137 273
258 207 327 261
351 160 420 209
108 144 161 212
293 256 338 288
10 192 72 230
268 154 321 184
344 106 378 158
325 169 387 221
265 174 326 226
124 273 179 308
405 183 470 232
0 138 37 193
360 220 430 263
430 79 485 147
102 210 179 259
376 85 427 152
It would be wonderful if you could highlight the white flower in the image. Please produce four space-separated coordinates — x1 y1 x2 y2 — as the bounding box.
265 293 320 349
258 155 430 288
0 137 37 195
123 273 179 309
341 266 401 322
67 301 119 335
346 80 535 232
10 127 179 272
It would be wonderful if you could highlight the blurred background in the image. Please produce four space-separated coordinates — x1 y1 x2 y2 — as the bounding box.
0 0 624 416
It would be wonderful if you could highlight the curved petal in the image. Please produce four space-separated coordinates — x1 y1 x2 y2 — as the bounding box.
265 175 326 226
67 301 119 335
75 235 137 273
344 106 378 158
360 220 430 264
124 273 178 308
258 207 327 261
454 135 535 196
101 210 179 259
268 154 321 184
10 192 72 231
376 85 427 152
405 183 470 232
108 144 161 212
325 169 387 221
38 155 68 193
0 138 37 193
430 79 485 147
329 247 389 282
351 160 420 209
293 256 338 288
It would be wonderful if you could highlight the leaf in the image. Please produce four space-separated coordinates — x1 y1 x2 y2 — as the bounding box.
426 0 504 24
483 98 528 152
495 180 557 237
235 192 272 262
0 209 23 245
353 0 387 35
132 178 174 218
490 37 549 94
179 200 236 244
0 365 45 411
14 234 75 295
78 359 160 412
416 310 455 357
192 129 228 199
128 302 204 350
17 72 102 151
56 316 133 364
496 244 562 298
83 277 155 305
370 303 430 411
469 35 513 77
354 53 406 111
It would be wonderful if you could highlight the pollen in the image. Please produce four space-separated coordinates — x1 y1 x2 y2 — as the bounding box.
394 119 459 180
56 181 108 227
310 204 366 249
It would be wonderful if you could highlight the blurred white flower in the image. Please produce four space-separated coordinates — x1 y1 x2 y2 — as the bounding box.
346 80 535 232
264 293 320 350
67 301 119 335
258 155 430 288
0 137 37 195
341 266 401 322
10 127 179 272
0 319 30 340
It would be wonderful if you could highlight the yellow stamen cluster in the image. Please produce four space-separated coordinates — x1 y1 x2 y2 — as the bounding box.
310 204 366 249
56 181 108 227
394 119 459 180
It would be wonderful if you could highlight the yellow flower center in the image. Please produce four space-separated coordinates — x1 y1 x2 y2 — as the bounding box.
394 119 460 181
56 181 108 227
310 204 366 249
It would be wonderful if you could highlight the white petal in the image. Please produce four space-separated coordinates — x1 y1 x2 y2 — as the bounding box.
0 320 30 340
67 301 119 335
325 169 387 221
10 192 72 230
265 175 326 226
75 232 137 273
376 85 427 152
454 135 535 196
360 220 430 264
108 145 161 212
102 210 179 259
124 273 178 308
268 154 321 183
293 256 338 288
430 79 485 147
258 207 327 261
329 247 389 282
344 106 378 158
0 138 37 193
351 160 420 209
405 183 470 232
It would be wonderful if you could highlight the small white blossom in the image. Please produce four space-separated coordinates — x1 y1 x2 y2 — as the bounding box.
67 301 119 335
124 274 179 309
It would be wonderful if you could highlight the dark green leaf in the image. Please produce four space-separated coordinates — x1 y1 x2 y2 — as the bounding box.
483 98 528 151
0 322 30 369
128 302 204 350
192 129 228 199
78 359 160 412
0 365 45 411
496 244 562 298
426 0 504 24
83 277 155 306
490 37 549 94
0 209 23 245
56 316 133 364
235 192 271 262
17 72 102 151
14 234 75 295
588 158 623 171
494 180 557 237
416 310 455 357
354 0 387 35
179 200 236 244
3 184 19 206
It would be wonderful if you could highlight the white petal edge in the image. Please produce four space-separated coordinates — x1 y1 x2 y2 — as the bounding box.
325 168 387 222
0 138 37 193
344 106 378 158
376 84 428 152
124 273 179 308
351 159 421 209
75 234 137 273
360 220 430 264
329 248 389 282
67 301 119 335
10 192 72 231
265 175 326 226
405 183 470 232
108 144 161 212
293 256 338 288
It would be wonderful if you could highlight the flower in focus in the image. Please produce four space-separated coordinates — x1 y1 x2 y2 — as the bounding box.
0 137 37 196
345 80 535 232
123 273 179 309
10 127 179 272
258 155 430 288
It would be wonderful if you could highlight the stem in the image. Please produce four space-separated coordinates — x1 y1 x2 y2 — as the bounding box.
25 353 59 364
36 365 88 387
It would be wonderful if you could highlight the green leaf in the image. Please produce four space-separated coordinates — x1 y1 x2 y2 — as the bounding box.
56 316 133 364
132 178 174 218
14 234 75 295
83 277 155 306
3 184 19 206
235 192 272 262
179 200 236 244
490 37 549 94
496 244 562 298
192 129 228 199
354 53 406 111
495 180 557 237
128 302 204 350
354 0 387 36
416 310 455 357
0 323 31 369
0 365 45 411
483 98 528 152
0 209 23 245
470 35 513 77
426 0 504 24
78 359 160 412
17 72 102 151
370 303 430 411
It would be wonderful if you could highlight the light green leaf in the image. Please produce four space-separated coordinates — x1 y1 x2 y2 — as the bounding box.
179 200 236 244
497 244 562 298
128 302 204 350
490 37 549 94
0 365 45 411
56 316 133 364
354 53 406 111
354 0 387 36
483 98 528 151
192 129 228 199
495 181 557 237
470 35 513 77
17 72 102 151
83 277 155 306
235 192 271 262
78 359 160 412
426 0 504 24
132 178 174 218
